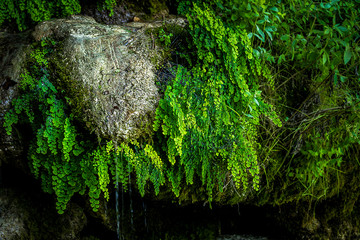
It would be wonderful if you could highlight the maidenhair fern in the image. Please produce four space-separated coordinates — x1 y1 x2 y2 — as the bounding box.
0 0 118 31
154 1 281 200
0 0 81 31
3 39 166 213
9 0 359 214
3 0 284 212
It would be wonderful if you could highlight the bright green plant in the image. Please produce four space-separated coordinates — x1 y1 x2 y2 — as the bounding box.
250 0 360 205
0 0 118 31
3 39 166 213
154 1 282 201
158 28 173 47
3 0 360 217
0 0 81 31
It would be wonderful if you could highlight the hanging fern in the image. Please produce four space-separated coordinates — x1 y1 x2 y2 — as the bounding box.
154 1 281 201
3 39 166 213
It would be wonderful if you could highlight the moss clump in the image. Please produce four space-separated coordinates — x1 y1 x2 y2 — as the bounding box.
127 0 169 19
145 23 190 94
48 42 89 128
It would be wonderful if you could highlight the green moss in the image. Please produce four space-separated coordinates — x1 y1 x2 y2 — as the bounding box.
145 23 189 94
0 0 81 31
48 42 90 128
127 0 168 19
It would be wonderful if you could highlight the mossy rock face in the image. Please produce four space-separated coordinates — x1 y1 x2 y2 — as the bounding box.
32 15 168 141
0 31 31 168
0 188 87 240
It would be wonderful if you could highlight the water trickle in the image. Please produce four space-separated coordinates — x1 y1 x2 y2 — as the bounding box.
143 200 148 232
115 155 121 240
129 173 134 231
104 199 108 221
121 184 124 235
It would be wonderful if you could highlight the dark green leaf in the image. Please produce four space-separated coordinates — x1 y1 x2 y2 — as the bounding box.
344 45 352 64
280 34 289 41
278 54 286 64
266 30 273 41
256 25 265 42
253 49 260 58
320 2 331 9
269 6 278 12
323 52 327 65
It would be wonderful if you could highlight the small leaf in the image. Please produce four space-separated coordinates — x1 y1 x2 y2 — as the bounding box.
324 27 331 35
244 113 253 118
322 52 327 65
320 2 331 9
253 49 260 59
334 24 347 36
278 54 286 64
269 6 278 12
217 2 224 10
256 25 265 42
280 34 289 41
340 75 347 83
344 44 352 65
266 30 273 41
265 26 275 32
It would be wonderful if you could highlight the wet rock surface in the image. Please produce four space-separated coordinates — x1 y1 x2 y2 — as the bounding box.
0 31 31 169
0 188 86 240
82 3 134 25
1 13 359 240
217 235 269 240
0 14 186 151
31 15 165 141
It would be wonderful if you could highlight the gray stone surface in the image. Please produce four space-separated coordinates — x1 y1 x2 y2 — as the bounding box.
0 14 186 167
217 235 269 240
0 188 86 240
0 31 30 168
32 15 164 141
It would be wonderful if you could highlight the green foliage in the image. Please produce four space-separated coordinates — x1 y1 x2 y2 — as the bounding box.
3 39 166 213
249 0 360 206
173 0 360 208
154 0 282 201
0 0 119 31
128 0 168 16
3 0 360 217
3 0 284 211
0 0 81 31
96 0 117 17
158 28 173 47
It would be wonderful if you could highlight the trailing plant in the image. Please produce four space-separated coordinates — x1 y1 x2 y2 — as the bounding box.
0 0 81 31
154 0 282 201
250 0 360 206
3 39 166 213
0 0 118 31
3 0 360 218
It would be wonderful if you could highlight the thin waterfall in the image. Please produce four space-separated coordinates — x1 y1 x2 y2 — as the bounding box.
121 184 124 237
129 173 134 231
143 200 148 232
104 198 108 221
115 153 121 240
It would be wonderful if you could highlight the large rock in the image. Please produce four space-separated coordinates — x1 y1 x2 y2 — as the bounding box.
0 14 186 163
32 15 173 141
